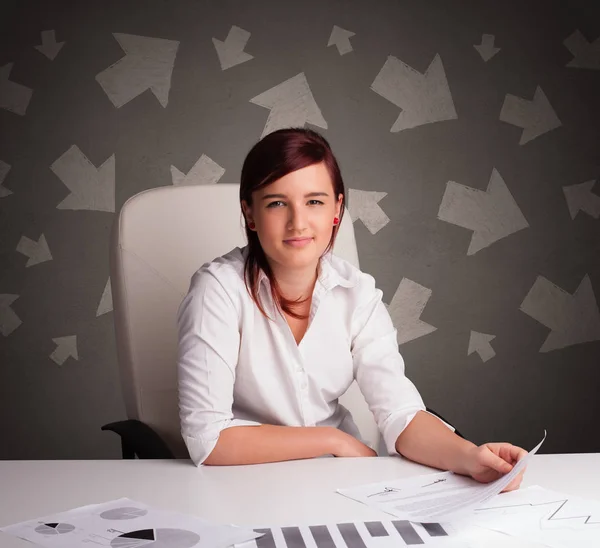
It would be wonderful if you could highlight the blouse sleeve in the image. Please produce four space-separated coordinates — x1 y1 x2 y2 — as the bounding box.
350 272 454 456
177 268 261 466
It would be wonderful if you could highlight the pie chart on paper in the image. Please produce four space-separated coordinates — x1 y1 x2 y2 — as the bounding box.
100 507 148 520
110 528 200 548
35 522 76 535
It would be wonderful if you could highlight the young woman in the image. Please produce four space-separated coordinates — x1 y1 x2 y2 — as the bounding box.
177 128 527 491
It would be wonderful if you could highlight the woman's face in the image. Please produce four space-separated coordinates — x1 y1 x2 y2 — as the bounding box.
242 162 343 272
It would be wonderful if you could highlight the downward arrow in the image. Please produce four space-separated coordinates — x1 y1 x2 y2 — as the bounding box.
328 25 355 55
34 30 65 60
468 331 496 362
16 234 53 267
0 160 12 198
51 145 115 212
0 63 33 115
50 335 79 365
250 72 328 138
371 54 457 131
348 189 390 234
564 30 600 70
437 168 529 255
171 154 225 186
387 278 437 345
0 294 22 336
212 25 253 70
474 34 500 62
520 274 600 352
96 33 179 108
499 86 561 145
563 180 600 219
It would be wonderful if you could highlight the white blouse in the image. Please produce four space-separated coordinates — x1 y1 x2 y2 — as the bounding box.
177 246 444 466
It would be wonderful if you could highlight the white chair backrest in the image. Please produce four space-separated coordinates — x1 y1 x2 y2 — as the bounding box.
110 184 380 458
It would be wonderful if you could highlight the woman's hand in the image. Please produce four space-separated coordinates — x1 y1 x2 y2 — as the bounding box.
330 430 377 457
464 443 528 492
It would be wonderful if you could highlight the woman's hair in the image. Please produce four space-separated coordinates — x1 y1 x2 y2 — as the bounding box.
240 127 346 321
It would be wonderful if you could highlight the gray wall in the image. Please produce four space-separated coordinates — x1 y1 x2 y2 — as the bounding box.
1 0 599 460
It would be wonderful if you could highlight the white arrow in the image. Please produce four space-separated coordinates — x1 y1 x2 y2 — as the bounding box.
16 234 53 267
0 63 33 115
212 25 253 70
563 180 600 219
50 145 115 212
386 278 437 345
468 331 496 362
371 54 457 132
499 86 561 145
250 72 328 138
348 189 390 234
171 154 225 186
97 278 113 317
0 294 22 336
474 34 500 62
564 30 600 70
520 274 600 352
0 159 12 198
437 168 529 255
96 33 179 108
50 335 79 365
34 30 65 60
328 25 355 55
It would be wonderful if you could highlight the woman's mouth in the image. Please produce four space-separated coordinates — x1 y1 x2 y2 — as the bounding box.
283 237 313 248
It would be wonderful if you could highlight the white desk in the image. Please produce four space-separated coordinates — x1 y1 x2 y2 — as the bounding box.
1 455 599 548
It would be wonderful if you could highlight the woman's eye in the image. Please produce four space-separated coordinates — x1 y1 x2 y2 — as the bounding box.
308 200 324 205
267 201 285 208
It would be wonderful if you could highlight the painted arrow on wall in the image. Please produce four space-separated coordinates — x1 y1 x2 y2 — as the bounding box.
96 33 179 108
250 72 328 138
437 168 529 255
520 274 600 352
371 54 457 131
51 145 115 212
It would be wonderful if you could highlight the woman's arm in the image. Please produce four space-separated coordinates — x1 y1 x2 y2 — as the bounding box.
397 411 528 490
204 424 376 465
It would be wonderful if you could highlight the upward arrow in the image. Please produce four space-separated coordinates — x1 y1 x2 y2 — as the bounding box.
328 25 355 55
563 180 600 219
34 30 65 60
250 72 328 138
96 33 179 108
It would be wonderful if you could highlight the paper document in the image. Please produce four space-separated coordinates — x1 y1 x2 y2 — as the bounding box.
234 519 470 548
472 485 600 548
337 431 546 523
0 497 262 548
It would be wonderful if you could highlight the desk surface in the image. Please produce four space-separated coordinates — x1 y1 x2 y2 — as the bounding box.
1 454 599 548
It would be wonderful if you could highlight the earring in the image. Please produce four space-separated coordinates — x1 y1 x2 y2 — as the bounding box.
248 221 255 230
333 217 340 225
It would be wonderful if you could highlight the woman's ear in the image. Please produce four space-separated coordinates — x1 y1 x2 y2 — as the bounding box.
241 200 254 225
336 193 344 218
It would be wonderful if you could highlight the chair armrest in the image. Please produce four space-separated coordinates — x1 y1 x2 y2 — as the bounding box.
101 419 175 459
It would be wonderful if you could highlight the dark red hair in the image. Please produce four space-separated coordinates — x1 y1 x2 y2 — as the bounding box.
240 127 346 320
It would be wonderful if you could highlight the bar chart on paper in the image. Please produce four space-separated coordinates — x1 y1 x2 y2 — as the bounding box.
236 519 461 548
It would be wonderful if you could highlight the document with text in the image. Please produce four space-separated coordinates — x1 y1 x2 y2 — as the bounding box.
337 431 546 523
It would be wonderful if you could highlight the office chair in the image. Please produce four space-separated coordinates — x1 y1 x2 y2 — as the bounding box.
103 184 461 459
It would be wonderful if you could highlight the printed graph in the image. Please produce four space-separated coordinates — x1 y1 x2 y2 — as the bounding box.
241 519 454 548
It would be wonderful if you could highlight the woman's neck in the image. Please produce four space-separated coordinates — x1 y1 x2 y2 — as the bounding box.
268 260 319 301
